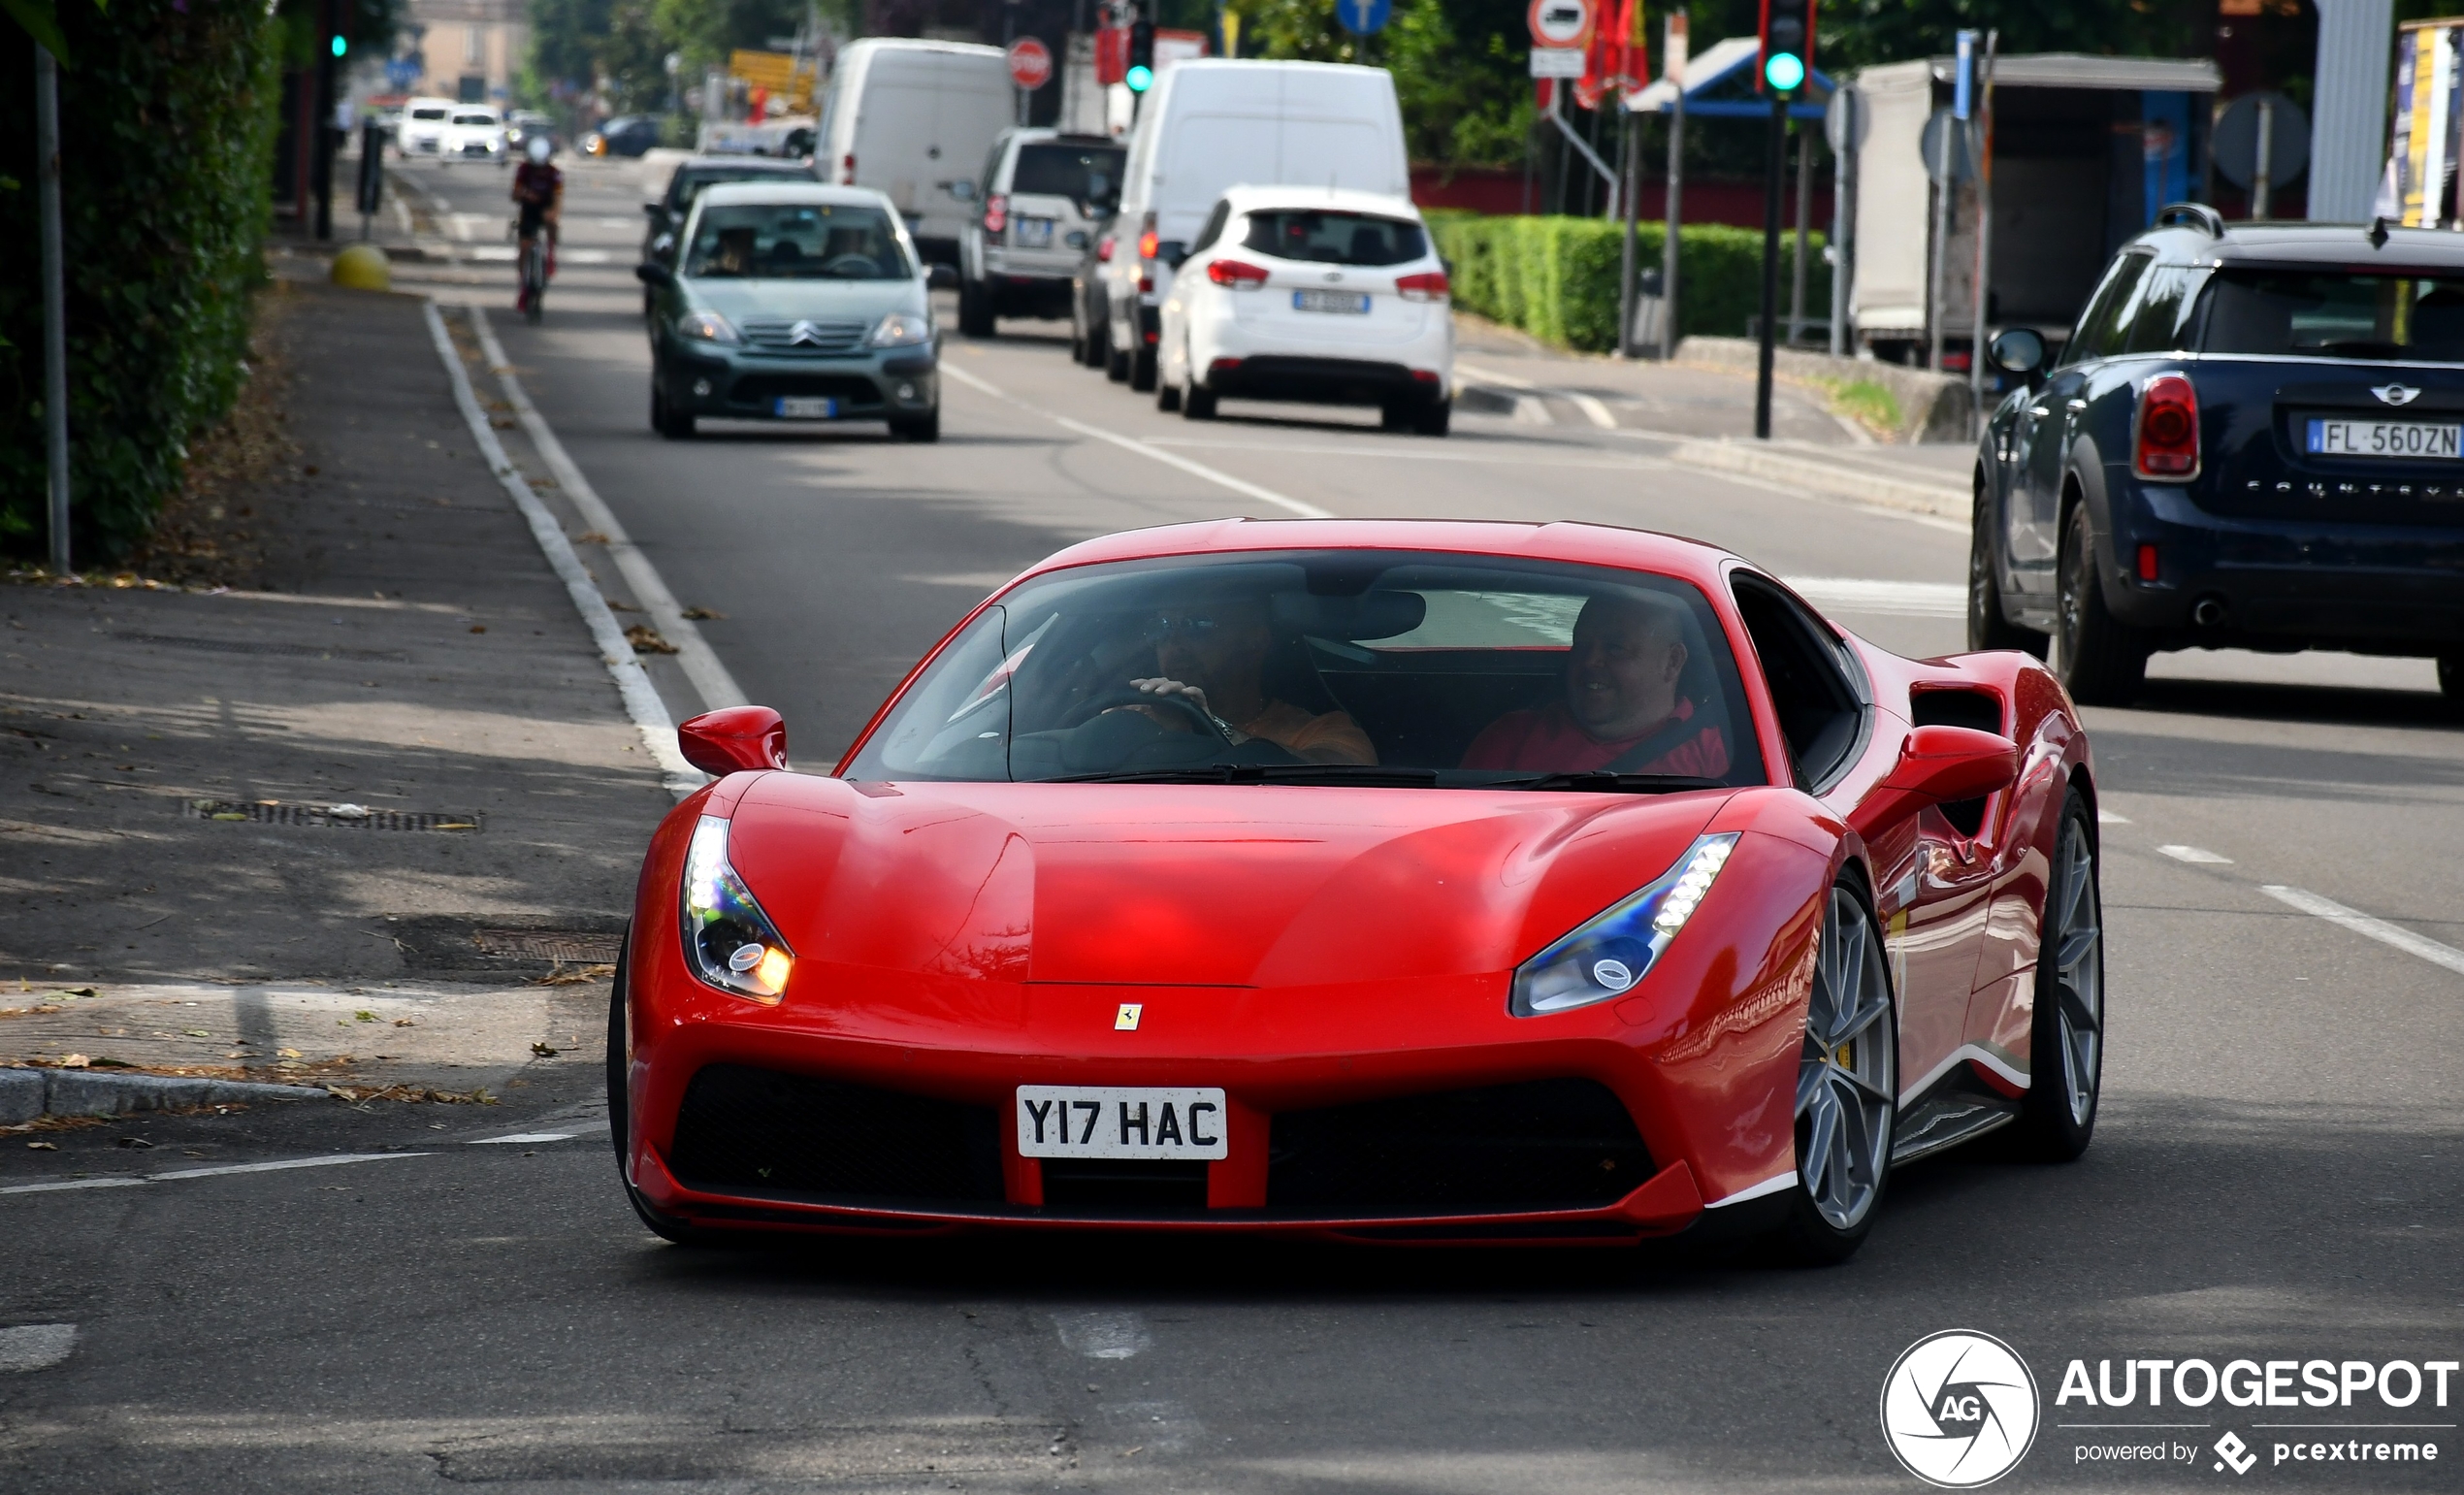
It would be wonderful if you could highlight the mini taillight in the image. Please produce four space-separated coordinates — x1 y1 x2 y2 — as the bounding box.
840 152 856 182
1396 270 1449 303
2136 543 2160 582
983 192 1008 236
2133 374 2200 480
1207 259 1270 289
1096 237 1115 262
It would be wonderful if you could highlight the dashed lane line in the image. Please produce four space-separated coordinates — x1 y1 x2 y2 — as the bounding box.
2157 845 2235 864
2260 886 2464 979
938 364 1334 519
1 1153 432 1198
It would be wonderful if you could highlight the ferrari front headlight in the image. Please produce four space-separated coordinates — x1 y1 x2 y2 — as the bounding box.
1509 833 1738 1017
681 815 794 1002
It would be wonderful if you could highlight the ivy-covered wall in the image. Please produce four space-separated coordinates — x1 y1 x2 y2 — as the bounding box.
1 0 281 563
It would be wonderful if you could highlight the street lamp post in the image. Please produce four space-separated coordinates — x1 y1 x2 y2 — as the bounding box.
36 42 72 576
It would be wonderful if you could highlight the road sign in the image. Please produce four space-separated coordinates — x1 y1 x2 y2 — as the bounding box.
1529 0 1590 49
1007 36 1053 90
384 57 421 90
1530 47 1585 78
2213 90 2310 187
1336 0 1391 35
1920 109 1977 183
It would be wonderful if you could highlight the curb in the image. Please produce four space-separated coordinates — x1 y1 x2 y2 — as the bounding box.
0 1068 332 1125
1669 440 1970 521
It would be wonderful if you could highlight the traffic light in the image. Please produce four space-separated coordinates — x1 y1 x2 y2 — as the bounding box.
331 33 348 57
1758 0 1813 93
1126 18 1154 92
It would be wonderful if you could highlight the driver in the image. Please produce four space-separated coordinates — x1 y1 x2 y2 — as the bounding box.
1460 591 1728 777
1124 595 1376 764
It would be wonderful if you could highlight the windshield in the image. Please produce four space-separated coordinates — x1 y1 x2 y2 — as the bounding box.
1242 211 1428 267
410 107 448 120
2200 268 2464 361
844 551 1766 789
1012 143 1125 210
672 166 814 211
453 113 497 126
685 202 912 280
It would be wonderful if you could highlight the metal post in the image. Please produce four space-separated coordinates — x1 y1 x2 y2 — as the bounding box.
37 45 72 577
1967 31 1996 432
1830 86 1854 356
1660 39 1685 361
1787 117 1811 345
1755 89 1784 439
1618 103 1641 356
2253 95 2275 219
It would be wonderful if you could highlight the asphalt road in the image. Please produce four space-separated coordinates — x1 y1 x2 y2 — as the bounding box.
2 156 2457 1493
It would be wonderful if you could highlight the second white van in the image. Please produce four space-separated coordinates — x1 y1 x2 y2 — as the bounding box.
1095 59 1410 389
821 38 1015 269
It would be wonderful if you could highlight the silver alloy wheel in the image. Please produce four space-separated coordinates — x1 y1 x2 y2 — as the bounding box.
2047 813 2104 1124
1797 887 1897 1232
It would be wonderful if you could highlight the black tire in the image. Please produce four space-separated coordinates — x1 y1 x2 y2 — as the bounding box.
1105 337 1130 383
1155 373 1182 412
606 938 729 1246
1129 344 1157 393
957 279 995 338
2011 787 2103 1161
2438 654 2463 713
1183 382 1217 420
1769 877 1897 1266
2053 501 2147 705
1379 402 1412 433
1968 475 2047 656
1084 316 1111 369
1413 400 1451 438
652 378 696 440
890 409 941 442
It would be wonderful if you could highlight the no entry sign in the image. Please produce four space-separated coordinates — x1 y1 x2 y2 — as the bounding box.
1007 36 1053 91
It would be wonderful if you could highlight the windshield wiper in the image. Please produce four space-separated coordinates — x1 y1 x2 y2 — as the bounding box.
1483 771 1728 795
1041 764 1442 787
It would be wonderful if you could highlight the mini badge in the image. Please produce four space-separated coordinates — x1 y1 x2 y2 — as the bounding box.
1114 1003 1143 1031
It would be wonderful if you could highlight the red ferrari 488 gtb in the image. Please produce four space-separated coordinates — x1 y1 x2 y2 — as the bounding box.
611 521 2104 1261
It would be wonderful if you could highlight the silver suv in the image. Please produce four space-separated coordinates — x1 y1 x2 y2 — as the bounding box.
956 129 1124 338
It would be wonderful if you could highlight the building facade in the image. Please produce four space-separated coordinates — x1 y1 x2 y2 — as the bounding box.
404 0 529 105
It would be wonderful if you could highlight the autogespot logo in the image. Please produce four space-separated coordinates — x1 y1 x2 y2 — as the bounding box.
1882 1330 2043 1487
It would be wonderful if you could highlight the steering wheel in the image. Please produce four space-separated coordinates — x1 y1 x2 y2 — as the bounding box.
1066 685 1238 746
822 253 880 277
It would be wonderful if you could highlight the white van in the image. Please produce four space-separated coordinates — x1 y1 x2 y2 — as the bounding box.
1094 60 1410 389
820 39 1014 268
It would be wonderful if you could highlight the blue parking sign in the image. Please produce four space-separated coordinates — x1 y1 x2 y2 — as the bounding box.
1337 0 1391 33
385 57 422 89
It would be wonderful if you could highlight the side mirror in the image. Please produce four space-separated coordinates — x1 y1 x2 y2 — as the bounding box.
1849 726 2019 841
678 706 789 776
1157 240 1188 270
949 179 978 202
634 262 675 287
1989 328 2046 379
925 262 960 290
641 201 663 218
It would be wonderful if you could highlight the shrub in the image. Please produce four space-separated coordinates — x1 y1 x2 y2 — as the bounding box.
1426 212 1829 353
0 0 281 563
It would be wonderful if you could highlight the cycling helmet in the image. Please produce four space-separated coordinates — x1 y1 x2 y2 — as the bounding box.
527 135 552 164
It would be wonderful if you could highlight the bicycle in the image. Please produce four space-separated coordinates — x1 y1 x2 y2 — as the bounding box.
518 231 550 323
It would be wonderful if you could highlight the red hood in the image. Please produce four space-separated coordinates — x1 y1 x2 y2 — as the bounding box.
721 775 1731 989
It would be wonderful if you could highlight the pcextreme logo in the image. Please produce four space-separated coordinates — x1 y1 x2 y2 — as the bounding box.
1881 1330 2042 1488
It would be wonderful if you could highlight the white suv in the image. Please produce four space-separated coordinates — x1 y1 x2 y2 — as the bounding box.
956 129 1125 338
1154 186 1453 436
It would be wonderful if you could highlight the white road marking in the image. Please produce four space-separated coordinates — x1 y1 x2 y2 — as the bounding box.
469 309 747 715
1054 1310 1151 1359
1 1153 430 1197
2260 886 2464 978
2157 845 2234 864
2097 809 2131 825
1778 577 1965 619
1510 394 1557 426
422 301 705 797
1567 392 1618 430
0 1324 77 1373
468 1132 578 1145
939 364 1334 518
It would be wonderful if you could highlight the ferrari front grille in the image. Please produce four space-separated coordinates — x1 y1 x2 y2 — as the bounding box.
666 1064 1006 1205
1267 1078 1651 1216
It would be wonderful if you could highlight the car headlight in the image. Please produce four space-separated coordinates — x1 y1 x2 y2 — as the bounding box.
681 815 794 1003
868 311 932 348
676 309 739 343
1509 833 1738 1017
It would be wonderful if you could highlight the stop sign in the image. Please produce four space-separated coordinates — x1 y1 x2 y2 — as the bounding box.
1007 37 1053 90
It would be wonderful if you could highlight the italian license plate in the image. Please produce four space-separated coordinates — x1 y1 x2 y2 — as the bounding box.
1016 1086 1227 1160
774 397 838 419
1015 216 1055 248
1293 289 1372 314
2305 416 2461 459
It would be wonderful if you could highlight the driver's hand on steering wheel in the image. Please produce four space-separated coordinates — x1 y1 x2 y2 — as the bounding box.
1123 677 1248 742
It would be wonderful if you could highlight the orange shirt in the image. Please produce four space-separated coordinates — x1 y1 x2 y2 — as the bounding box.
1241 699 1378 764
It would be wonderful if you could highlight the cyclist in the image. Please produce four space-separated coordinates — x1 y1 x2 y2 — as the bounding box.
510 135 563 314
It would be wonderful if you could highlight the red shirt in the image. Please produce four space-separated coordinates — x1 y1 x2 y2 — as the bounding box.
513 161 563 207
1460 697 1729 778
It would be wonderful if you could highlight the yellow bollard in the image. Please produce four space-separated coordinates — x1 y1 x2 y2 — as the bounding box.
330 244 392 291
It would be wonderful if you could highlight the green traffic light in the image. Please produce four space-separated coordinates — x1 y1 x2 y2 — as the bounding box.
1125 63 1152 92
1764 51 1803 91
331 34 347 56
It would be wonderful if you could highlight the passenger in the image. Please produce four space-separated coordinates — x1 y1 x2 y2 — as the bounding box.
1461 592 1728 777
1124 596 1377 764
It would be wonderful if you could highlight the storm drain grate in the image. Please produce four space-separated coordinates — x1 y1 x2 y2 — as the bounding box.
185 799 482 831
472 929 623 962
113 632 409 664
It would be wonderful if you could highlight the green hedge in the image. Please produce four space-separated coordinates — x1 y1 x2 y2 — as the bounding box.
1 0 281 563
1427 211 1829 353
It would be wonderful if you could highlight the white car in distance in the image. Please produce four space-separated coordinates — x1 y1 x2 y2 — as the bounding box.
1155 186 1453 436
439 106 508 167
397 96 456 156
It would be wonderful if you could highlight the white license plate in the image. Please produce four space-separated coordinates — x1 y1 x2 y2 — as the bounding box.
774 397 838 419
1293 290 1372 314
1016 1086 1227 1160
2305 416 2461 459
1015 217 1055 248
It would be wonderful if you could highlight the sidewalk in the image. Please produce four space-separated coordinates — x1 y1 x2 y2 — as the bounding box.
1 279 675 1108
